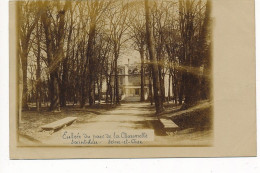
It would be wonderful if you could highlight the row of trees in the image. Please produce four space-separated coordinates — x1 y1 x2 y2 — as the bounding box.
18 0 212 114
144 0 212 113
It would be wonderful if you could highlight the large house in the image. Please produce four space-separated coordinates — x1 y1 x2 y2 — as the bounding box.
99 60 172 102
118 62 149 101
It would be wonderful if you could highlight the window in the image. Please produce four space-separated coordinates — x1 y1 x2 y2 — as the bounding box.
135 89 139 95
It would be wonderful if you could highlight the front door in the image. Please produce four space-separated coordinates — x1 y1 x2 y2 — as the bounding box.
135 88 139 96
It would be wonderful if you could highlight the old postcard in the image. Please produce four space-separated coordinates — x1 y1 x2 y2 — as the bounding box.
9 0 256 159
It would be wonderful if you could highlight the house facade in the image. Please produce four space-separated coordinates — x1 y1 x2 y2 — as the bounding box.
118 63 149 101
99 60 173 102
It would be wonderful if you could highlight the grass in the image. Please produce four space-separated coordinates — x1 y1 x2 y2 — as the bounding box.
19 103 116 141
160 100 213 130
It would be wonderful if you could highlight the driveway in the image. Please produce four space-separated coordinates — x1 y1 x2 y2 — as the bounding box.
20 102 213 146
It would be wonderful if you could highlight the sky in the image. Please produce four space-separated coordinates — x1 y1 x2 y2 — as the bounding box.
118 49 141 65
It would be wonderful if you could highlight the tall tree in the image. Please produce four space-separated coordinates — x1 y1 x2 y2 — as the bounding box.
144 0 163 114
108 0 129 104
18 1 40 110
81 0 112 107
178 0 211 107
198 0 212 100
128 1 146 101
34 20 42 111
41 1 70 111
60 1 73 107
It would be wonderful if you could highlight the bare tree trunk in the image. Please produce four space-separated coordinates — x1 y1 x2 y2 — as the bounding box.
18 2 40 111
21 48 29 110
179 72 184 105
109 80 113 104
41 1 68 111
168 73 171 103
17 1 23 123
80 3 97 107
112 83 115 104
87 1 98 107
81 70 87 107
145 0 163 114
60 3 72 107
172 69 178 104
171 71 175 104
49 72 60 111
93 78 96 105
42 5 56 111
148 71 153 105
140 46 145 102
98 73 102 104
36 22 41 111
60 37 71 107
114 53 120 104
159 69 165 103
18 55 23 123
105 76 109 104
60 58 68 107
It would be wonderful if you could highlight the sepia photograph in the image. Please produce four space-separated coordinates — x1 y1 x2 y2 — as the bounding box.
3 0 257 163
13 0 213 147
